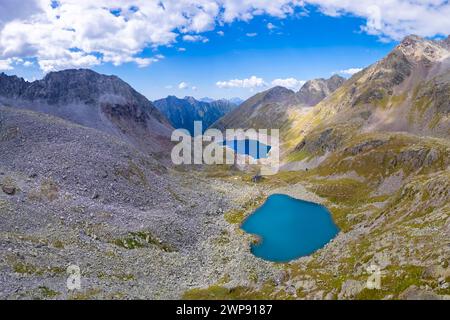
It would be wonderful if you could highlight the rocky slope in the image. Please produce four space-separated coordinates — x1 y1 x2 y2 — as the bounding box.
153 96 238 135
212 86 298 131
0 72 281 300
212 75 345 132
0 69 173 154
0 105 281 299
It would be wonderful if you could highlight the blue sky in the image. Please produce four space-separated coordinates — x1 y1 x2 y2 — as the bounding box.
4 6 398 101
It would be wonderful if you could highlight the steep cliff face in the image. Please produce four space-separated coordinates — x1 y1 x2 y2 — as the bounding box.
0 74 29 98
0 69 173 153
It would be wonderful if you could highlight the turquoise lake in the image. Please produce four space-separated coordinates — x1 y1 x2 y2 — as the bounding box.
222 139 271 159
241 194 339 262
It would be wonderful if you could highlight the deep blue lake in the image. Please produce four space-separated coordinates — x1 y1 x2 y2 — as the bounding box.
241 194 339 262
222 139 271 159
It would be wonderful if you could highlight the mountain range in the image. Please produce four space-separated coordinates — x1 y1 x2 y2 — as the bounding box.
287 35 450 158
153 95 239 135
200 97 244 106
0 35 449 300
212 75 345 131
0 69 173 154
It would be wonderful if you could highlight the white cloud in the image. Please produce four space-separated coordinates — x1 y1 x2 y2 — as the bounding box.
216 76 266 89
217 30 224 36
132 57 161 68
182 35 209 43
1 1 450 72
167 82 197 90
177 47 186 52
271 78 305 90
178 82 189 90
0 0 42 28
306 0 450 40
338 68 363 76
0 58 13 70
246 32 258 37
0 56 34 70
267 22 277 30
2 1 300 71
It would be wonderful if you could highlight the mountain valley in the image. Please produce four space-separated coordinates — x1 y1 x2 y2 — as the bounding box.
0 35 449 300
154 96 239 135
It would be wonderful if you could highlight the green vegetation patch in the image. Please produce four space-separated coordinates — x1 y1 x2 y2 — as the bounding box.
285 149 311 163
12 262 65 276
308 178 371 206
356 265 426 300
183 281 291 300
112 231 175 252
38 286 60 299
224 194 266 225
69 289 102 300
224 210 247 225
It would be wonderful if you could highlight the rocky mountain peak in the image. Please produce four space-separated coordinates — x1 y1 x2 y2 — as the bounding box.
296 75 345 106
21 68 146 106
0 73 29 98
328 74 347 88
265 86 295 99
253 86 298 107
396 35 449 63
184 96 199 104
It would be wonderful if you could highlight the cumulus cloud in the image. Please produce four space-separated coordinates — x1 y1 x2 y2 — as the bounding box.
182 34 209 43
217 31 225 36
0 58 13 71
267 22 277 30
246 32 258 37
1 1 450 72
216 76 267 89
178 82 189 90
338 68 363 76
307 0 450 40
217 76 306 91
271 78 305 90
0 57 34 71
0 0 304 72
0 0 42 28
171 82 197 90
